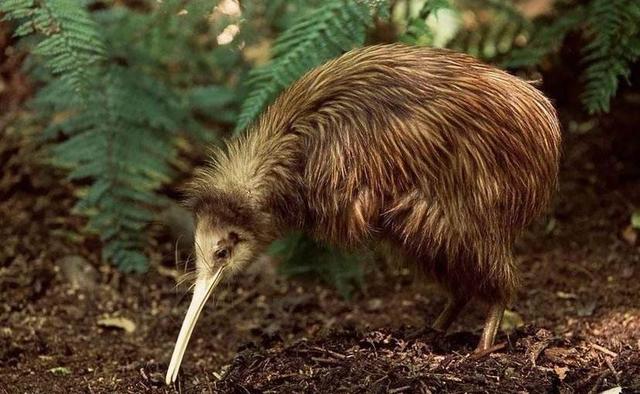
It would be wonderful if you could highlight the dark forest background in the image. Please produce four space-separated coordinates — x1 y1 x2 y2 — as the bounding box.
1 0 639 392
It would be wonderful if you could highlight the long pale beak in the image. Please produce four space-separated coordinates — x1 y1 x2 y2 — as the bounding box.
165 267 224 385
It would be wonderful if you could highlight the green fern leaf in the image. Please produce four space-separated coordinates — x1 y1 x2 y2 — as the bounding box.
234 0 388 134
1 0 106 97
270 233 365 299
503 8 584 68
4 0 240 272
580 0 640 113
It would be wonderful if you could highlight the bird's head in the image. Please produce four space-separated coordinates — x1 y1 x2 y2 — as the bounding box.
166 190 272 384
192 214 260 281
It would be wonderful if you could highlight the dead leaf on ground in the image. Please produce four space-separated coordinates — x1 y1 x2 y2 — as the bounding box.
48 367 71 376
97 317 136 333
544 347 579 366
556 291 578 300
621 225 637 246
524 329 554 366
553 365 568 381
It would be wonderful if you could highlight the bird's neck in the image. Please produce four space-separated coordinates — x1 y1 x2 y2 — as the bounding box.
219 127 306 232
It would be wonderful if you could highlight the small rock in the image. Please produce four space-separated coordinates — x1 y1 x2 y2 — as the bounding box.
57 255 98 290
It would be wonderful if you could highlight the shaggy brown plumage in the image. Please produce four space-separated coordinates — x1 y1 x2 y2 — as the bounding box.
188 43 561 351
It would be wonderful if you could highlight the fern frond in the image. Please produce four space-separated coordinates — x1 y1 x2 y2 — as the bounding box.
46 66 183 272
580 0 640 113
270 233 365 299
502 7 583 68
501 0 640 113
234 0 388 134
5 0 242 271
1 0 106 97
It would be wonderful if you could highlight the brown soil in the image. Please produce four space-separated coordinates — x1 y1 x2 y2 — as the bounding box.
1 24 640 394
2 107 640 393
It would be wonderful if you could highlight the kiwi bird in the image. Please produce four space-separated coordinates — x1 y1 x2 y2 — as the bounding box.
165 44 561 384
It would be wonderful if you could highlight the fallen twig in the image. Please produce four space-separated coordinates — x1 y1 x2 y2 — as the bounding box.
417 373 463 382
311 346 347 359
389 385 411 393
591 343 618 358
311 357 343 365
468 342 507 361
604 357 620 383
587 369 612 394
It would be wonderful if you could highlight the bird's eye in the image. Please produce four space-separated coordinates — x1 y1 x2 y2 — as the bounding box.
214 248 229 259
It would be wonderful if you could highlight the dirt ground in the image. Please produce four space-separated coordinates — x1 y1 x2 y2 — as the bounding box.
2 23 640 394
1 105 640 394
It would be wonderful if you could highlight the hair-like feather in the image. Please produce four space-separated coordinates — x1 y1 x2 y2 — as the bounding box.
189 43 561 304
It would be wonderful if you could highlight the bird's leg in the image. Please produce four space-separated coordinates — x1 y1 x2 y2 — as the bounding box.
476 302 505 352
432 296 467 332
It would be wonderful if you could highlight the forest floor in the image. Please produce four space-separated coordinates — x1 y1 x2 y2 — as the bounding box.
2 103 640 394
2 23 640 394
